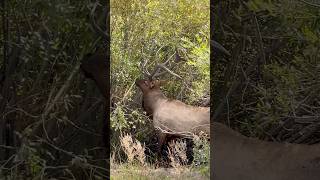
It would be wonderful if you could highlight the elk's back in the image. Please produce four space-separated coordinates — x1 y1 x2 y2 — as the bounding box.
153 100 210 136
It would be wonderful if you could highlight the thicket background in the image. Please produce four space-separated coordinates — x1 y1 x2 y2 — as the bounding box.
1 0 319 179
110 0 210 148
0 0 210 179
213 0 320 144
0 0 108 179
110 0 210 178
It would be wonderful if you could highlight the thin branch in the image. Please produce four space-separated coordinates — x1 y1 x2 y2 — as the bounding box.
155 64 182 79
90 1 109 41
300 0 320 8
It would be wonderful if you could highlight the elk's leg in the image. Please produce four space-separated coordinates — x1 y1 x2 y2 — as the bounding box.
157 133 167 156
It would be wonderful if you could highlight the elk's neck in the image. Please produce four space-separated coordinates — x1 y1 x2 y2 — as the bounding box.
143 90 167 115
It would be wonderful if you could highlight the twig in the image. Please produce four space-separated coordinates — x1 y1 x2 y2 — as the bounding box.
299 0 320 8
253 12 266 80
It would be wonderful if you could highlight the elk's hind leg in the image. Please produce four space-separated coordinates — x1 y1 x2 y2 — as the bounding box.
157 133 167 157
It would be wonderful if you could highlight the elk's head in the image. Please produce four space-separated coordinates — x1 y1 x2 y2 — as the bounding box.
135 53 182 114
136 52 182 93
135 79 162 94
80 53 109 99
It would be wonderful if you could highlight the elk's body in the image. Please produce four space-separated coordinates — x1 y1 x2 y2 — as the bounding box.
153 100 209 136
136 79 209 153
81 52 320 179
80 53 109 150
213 122 320 180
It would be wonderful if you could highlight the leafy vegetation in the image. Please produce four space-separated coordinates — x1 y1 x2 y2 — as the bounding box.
0 0 108 179
1 0 210 179
2 0 317 179
110 0 210 178
213 0 320 143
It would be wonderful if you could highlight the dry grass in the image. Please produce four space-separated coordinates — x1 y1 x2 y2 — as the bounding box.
111 134 209 179
167 139 188 169
120 133 146 165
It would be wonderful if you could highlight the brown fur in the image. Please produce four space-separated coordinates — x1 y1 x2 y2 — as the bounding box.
213 122 320 180
135 79 210 153
136 78 320 178
81 57 320 179
80 53 109 100
80 53 109 150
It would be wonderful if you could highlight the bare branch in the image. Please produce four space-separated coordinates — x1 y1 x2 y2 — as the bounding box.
299 0 320 8
140 59 151 77
211 40 231 56
150 53 181 79
153 63 182 79
90 1 109 41
139 48 182 80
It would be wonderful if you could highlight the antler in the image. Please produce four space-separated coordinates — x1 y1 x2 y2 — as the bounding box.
140 58 151 78
140 52 182 80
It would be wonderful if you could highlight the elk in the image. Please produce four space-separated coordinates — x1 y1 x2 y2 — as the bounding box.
212 121 320 180
135 57 210 155
136 55 320 179
80 52 109 151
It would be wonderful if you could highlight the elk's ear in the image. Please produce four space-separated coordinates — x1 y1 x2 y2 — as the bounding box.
149 81 155 88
